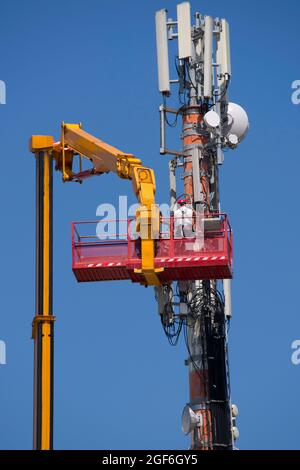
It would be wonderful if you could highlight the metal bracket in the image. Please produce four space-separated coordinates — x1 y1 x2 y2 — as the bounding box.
181 171 193 179
32 315 56 340
159 105 185 157
185 354 203 366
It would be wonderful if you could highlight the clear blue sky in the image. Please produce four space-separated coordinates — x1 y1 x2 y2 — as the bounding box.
0 0 299 450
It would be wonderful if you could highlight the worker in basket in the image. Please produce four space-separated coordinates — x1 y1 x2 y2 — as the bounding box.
173 196 195 240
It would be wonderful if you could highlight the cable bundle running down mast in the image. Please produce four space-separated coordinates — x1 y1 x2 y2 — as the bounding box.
155 2 248 450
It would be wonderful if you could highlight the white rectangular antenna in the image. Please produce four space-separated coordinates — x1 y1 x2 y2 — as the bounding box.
155 9 170 94
217 19 231 78
177 2 192 59
203 16 213 98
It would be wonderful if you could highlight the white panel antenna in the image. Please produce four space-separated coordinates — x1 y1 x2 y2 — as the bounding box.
203 16 213 98
217 19 231 79
177 2 192 59
195 36 203 62
155 9 170 94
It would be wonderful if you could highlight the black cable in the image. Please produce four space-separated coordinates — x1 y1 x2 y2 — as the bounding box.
214 74 231 98
185 60 198 95
179 88 187 106
161 312 183 347
208 74 231 111
163 95 185 128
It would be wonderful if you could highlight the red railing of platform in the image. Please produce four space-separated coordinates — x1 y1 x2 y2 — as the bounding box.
72 214 233 283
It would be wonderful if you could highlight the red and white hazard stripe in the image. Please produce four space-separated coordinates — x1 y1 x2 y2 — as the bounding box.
84 255 226 269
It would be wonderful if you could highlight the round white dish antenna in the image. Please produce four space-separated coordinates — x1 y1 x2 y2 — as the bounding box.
227 102 249 142
204 110 220 129
181 405 202 435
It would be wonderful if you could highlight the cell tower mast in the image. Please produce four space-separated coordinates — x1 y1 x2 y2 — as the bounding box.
155 2 248 450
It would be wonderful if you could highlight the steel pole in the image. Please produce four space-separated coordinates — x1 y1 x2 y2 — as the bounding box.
182 104 213 450
30 136 55 450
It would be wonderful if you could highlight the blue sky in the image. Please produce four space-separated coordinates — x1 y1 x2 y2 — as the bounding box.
0 0 299 450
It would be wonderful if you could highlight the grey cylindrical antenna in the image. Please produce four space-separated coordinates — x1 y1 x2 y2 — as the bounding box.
169 160 177 208
195 36 203 61
203 16 213 98
177 2 192 59
159 105 166 154
155 9 170 94
223 279 232 318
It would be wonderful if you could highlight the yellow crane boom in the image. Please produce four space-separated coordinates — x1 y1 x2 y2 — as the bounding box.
31 123 162 287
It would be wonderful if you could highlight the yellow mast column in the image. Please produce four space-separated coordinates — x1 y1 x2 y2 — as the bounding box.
30 136 56 450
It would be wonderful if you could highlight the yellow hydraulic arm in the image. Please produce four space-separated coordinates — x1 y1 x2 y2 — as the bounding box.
54 123 162 286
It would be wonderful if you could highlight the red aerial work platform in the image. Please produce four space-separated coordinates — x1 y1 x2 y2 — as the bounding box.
72 214 233 284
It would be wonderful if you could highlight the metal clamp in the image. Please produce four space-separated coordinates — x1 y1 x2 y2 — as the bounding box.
32 315 56 339
181 171 193 179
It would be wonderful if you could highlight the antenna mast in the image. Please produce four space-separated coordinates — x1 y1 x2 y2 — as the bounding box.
155 2 248 450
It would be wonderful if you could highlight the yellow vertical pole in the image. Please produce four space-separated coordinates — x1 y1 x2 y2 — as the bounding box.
30 136 55 450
